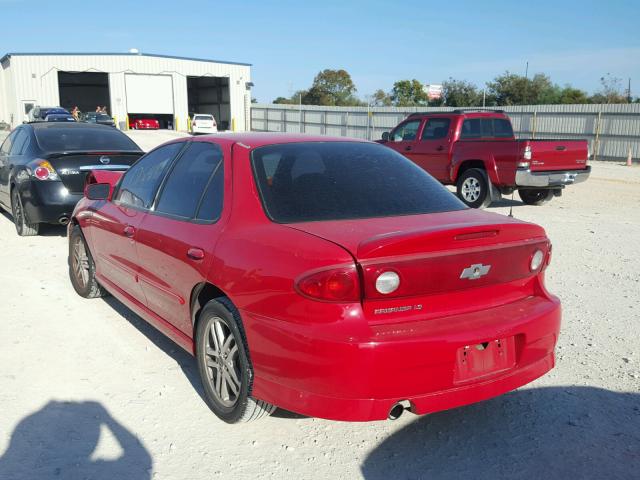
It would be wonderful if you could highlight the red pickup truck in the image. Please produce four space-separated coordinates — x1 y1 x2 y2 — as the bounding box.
379 110 590 208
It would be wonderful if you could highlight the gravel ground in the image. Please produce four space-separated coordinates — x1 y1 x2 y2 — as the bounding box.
0 130 638 479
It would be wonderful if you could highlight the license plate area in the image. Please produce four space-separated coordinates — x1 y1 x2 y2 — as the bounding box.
454 337 516 384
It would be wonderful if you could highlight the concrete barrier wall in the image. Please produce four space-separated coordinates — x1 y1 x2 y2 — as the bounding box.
251 103 640 162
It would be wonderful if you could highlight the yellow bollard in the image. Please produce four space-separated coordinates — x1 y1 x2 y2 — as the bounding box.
231 117 236 132
187 116 191 132
125 115 129 131
113 115 118 129
175 117 179 131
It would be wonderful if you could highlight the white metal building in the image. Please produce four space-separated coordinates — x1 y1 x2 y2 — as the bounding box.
0 52 252 131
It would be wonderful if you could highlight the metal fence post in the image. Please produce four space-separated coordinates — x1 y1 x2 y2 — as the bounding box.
532 111 537 139
594 111 602 161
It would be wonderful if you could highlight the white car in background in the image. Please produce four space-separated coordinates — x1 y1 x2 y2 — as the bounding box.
191 114 217 134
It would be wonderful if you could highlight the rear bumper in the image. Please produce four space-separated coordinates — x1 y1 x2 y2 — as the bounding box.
18 180 82 224
192 126 217 134
245 294 561 421
515 166 590 188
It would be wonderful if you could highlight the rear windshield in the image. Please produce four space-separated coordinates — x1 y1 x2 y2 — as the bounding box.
251 142 465 223
194 115 213 121
35 127 140 152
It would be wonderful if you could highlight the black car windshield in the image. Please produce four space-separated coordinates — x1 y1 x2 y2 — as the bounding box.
35 127 140 152
96 114 112 121
251 142 466 223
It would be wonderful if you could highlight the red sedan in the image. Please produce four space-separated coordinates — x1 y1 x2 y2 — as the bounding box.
68 134 560 423
129 118 159 130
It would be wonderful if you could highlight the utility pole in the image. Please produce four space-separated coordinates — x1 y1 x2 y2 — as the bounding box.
299 93 302 133
627 78 632 103
524 61 529 104
482 89 486 107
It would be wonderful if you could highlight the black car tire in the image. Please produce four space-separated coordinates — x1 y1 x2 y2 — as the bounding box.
68 225 108 298
196 297 276 423
11 188 39 236
456 168 493 209
518 189 554 206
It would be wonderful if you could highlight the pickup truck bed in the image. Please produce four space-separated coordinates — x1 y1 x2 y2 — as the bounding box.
379 110 590 208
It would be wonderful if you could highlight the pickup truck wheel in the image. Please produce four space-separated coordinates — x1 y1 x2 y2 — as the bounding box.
518 189 554 206
196 298 276 423
456 169 492 209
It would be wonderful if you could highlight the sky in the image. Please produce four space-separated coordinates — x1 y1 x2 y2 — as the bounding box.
2 0 639 102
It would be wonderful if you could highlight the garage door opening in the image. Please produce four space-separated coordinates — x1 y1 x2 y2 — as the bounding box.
125 74 175 130
58 71 110 116
187 76 230 131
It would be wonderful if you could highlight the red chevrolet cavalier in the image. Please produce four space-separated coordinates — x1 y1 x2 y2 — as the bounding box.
68 133 560 423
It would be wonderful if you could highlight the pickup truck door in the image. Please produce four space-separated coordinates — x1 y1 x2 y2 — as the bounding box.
385 119 422 158
409 117 452 182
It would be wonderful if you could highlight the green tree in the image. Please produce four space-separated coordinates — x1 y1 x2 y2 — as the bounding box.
486 72 560 105
557 86 589 104
273 90 307 105
371 89 392 106
301 69 362 106
441 78 481 107
391 79 428 106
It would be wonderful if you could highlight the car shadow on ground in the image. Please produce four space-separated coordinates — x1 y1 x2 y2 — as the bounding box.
101 296 207 404
0 400 152 480
361 386 639 480
0 210 67 237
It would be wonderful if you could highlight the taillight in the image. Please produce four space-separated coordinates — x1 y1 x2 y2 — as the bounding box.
296 266 360 302
523 145 532 160
29 159 59 181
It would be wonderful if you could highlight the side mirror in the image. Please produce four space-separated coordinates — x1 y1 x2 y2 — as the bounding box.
85 183 111 200
381 131 390 142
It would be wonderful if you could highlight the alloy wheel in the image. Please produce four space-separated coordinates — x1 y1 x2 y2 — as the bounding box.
204 317 242 407
461 177 481 202
71 236 90 288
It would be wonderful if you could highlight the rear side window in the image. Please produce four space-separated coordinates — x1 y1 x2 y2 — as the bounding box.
421 118 451 140
461 118 513 139
460 119 481 139
115 142 184 209
391 120 421 141
494 119 514 137
35 127 140 152
155 142 224 220
10 129 29 155
252 142 465 223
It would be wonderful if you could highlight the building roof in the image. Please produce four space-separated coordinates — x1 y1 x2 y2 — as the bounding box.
0 52 251 67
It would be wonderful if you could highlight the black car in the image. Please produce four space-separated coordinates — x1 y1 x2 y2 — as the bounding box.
82 112 116 127
0 123 143 236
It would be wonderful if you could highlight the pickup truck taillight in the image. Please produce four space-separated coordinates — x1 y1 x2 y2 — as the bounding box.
523 145 532 160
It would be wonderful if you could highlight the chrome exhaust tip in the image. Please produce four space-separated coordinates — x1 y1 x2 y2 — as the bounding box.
58 216 70 225
388 401 410 421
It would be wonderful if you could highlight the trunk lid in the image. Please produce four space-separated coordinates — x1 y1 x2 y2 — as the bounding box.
288 210 550 323
46 151 142 194
524 139 588 172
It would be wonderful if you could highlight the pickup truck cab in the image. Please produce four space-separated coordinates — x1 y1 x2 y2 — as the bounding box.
379 110 590 208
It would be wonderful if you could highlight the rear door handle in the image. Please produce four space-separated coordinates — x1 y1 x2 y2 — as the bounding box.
187 247 205 260
436 145 445 151
123 225 135 238
404 146 412 151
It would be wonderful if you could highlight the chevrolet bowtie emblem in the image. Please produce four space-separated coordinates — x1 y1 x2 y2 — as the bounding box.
460 263 491 280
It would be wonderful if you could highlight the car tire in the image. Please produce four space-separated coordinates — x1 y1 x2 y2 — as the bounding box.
518 189 554 206
195 297 276 423
68 224 108 298
456 168 492 209
11 188 39 236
